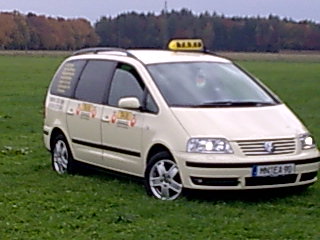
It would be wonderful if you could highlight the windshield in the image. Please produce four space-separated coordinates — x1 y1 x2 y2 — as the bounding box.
147 62 278 107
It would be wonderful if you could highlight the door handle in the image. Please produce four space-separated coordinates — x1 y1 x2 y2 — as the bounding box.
67 109 74 115
102 116 110 123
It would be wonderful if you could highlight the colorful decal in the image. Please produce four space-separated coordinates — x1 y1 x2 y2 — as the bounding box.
76 103 97 120
48 97 65 111
111 111 137 128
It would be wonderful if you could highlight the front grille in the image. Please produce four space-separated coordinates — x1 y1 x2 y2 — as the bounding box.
245 174 297 186
237 138 296 156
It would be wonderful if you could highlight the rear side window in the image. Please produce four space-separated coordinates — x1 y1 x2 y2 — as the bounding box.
50 60 86 97
75 60 116 104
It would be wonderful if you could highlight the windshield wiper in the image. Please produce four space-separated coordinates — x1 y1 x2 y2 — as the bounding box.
193 101 276 108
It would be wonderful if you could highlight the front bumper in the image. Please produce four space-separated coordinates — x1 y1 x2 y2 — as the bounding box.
175 151 320 190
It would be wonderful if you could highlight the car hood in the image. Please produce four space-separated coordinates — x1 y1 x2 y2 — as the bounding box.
171 104 307 140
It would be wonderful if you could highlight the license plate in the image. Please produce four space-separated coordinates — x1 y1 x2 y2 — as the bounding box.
252 163 295 177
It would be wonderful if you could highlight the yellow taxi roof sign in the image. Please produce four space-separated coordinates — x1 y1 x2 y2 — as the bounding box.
168 39 204 51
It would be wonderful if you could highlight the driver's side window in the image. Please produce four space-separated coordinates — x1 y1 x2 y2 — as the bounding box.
108 63 144 107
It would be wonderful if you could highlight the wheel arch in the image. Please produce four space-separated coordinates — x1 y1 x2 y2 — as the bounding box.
50 127 68 151
146 144 174 164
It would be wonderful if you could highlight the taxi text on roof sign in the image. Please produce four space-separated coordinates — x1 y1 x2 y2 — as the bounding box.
168 39 204 51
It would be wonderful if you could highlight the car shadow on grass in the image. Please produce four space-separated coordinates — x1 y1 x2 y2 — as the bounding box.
72 160 315 203
73 160 144 184
183 185 314 203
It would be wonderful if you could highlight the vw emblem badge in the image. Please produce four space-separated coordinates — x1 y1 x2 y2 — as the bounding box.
264 141 275 153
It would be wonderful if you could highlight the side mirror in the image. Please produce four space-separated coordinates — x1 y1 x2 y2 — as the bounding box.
118 97 141 110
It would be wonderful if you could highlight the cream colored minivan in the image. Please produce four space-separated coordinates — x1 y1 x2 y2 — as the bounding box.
43 40 320 200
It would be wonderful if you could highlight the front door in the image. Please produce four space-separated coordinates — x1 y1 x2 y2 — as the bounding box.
101 63 146 175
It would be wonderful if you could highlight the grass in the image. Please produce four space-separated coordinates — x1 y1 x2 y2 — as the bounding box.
0 54 319 239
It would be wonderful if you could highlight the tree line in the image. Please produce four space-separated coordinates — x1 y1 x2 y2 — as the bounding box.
1 10 320 51
95 9 320 52
0 11 99 50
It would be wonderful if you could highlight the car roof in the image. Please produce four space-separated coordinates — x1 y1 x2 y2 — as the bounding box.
128 49 231 65
71 48 231 65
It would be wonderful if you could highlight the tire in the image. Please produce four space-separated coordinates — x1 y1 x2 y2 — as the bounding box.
51 134 75 174
145 152 183 200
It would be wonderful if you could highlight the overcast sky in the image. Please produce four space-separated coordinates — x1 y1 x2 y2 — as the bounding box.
1 0 320 24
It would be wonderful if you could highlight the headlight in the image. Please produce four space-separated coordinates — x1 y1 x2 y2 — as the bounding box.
299 134 316 150
187 138 233 154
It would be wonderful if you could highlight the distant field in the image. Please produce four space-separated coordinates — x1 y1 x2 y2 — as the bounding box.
0 50 70 57
0 55 319 239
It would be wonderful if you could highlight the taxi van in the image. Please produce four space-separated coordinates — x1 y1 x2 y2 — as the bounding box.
43 39 320 200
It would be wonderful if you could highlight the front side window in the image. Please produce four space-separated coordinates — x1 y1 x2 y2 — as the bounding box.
75 60 116 104
108 63 145 107
147 62 278 107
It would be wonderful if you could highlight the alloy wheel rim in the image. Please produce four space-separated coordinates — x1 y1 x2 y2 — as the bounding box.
149 159 182 200
53 140 68 174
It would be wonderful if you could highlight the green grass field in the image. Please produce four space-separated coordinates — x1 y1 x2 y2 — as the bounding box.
0 54 319 239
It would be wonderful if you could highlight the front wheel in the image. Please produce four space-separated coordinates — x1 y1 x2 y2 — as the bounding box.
51 134 75 174
145 152 183 200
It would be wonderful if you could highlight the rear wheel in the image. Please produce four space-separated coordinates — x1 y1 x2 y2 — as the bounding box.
145 152 183 200
51 134 75 174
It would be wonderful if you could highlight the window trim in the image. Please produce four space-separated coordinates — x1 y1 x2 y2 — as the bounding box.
50 58 160 114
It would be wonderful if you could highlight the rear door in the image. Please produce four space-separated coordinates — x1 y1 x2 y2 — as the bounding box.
66 60 116 166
